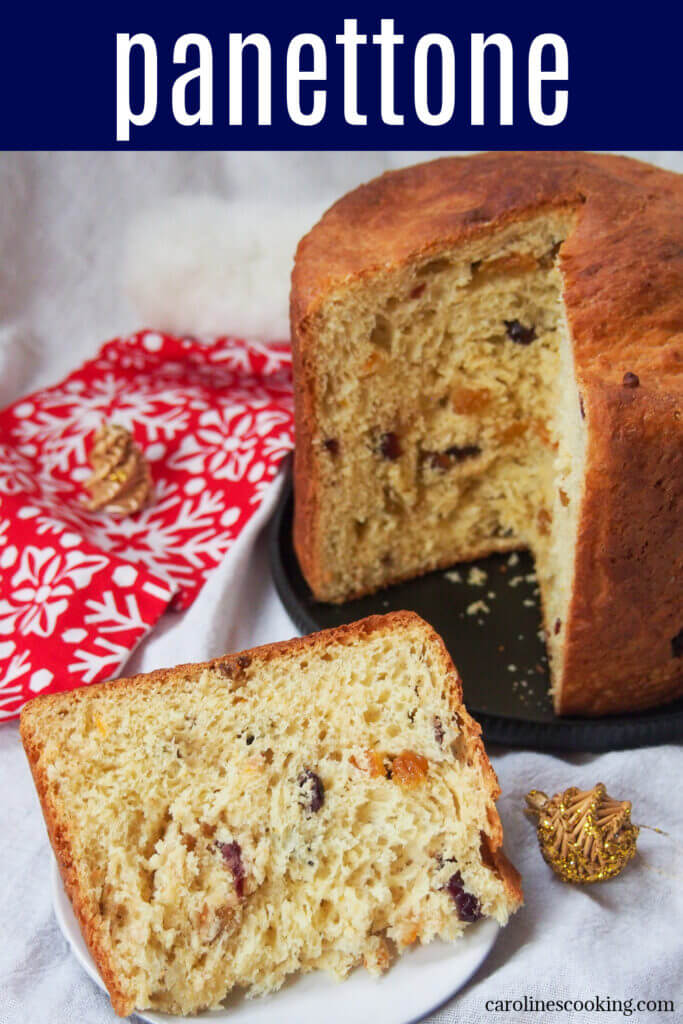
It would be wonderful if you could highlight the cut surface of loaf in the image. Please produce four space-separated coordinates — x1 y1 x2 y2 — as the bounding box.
291 152 683 716
21 612 521 1018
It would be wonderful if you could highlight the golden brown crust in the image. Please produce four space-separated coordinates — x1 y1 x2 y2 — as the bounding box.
20 721 135 1016
420 617 523 907
558 384 683 714
21 611 521 1015
291 153 683 716
22 613 439 718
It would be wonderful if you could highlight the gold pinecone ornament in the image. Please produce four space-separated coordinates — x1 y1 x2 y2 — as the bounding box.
526 783 639 884
85 423 153 516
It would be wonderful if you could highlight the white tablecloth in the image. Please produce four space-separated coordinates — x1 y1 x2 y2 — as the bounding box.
1 152 681 1024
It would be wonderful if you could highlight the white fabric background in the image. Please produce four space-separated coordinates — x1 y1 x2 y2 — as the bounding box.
0 152 681 1024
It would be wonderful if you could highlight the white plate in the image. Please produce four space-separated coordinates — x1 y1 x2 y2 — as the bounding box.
52 858 498 1024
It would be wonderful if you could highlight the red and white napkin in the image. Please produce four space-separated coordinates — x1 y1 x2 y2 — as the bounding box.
0 331 294 721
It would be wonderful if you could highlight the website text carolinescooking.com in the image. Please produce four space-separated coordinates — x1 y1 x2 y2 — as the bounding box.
484 996 675 1016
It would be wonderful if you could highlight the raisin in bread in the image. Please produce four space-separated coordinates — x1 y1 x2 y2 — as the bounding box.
290 152 683 716
20 612 521 1018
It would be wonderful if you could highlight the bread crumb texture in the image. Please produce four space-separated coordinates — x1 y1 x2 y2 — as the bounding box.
304 217 588 705
21 614 521 1016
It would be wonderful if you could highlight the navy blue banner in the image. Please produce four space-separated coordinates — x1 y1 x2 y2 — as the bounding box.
0 2 679 149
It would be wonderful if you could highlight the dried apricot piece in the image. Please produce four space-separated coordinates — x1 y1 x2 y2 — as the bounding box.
392 751 429 788
537 508 552 535
451 387 491 416
352 749 386 777
400 919 422 945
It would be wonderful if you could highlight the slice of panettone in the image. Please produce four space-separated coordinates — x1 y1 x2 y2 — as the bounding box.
21 612 521 1017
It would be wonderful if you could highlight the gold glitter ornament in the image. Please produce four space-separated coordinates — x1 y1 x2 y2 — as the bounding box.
526 783 639 884
85 423 153 516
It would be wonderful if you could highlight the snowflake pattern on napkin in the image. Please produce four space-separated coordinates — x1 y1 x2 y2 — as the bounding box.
0 331 294 720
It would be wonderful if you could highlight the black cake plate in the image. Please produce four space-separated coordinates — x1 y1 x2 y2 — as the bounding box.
270 475 683 752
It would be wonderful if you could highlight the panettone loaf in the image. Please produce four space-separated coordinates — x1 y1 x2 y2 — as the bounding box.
21 612 521 1017
290 152 683 716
